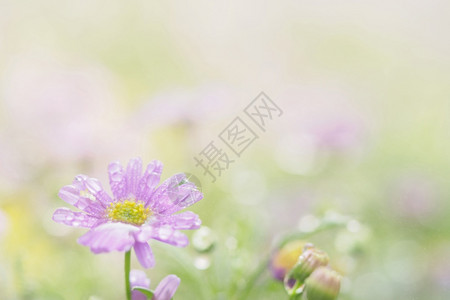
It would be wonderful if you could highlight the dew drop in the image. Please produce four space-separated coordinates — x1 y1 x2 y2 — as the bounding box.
192 226 216 252
194 256 211 270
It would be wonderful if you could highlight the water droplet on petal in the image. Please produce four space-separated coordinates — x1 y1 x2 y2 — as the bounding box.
158 226 172 240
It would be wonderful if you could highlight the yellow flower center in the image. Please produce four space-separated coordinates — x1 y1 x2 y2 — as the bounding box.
107 200 151 226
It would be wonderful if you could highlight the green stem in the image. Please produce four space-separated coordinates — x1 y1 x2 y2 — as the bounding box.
125 250 131 300
288 281 302 300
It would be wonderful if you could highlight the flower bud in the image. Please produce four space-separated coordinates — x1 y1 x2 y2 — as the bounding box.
288 247 329 283
270 240 307 281
305 267 341 300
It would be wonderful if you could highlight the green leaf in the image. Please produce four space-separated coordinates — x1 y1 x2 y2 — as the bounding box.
132 287 154 298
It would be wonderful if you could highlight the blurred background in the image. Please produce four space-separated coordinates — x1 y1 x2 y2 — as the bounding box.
0 1 449 299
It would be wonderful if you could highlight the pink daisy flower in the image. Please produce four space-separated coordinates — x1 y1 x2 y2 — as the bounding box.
53 158 203 268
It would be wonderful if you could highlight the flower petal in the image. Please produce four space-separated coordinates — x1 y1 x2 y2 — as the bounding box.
58 185 90 210
59 175 111 212
52 208 99 228
130 269 151 288
78 223 138 253
151 211 201 230
109 158 143 200
137 225 189 247
153 274 180 300
130 269 151 300
150 173 203 215
108 161 126 200
125 158 143 198
134 241 155 268
83 176 112 206
137 160 163 204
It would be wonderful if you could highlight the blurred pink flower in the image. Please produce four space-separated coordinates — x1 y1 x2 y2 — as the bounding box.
279 85 367 153
0 53 144 188
273 85 369 174
131 85 238 133
2 54 116 159
389 174 440 222
1 54 142 173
